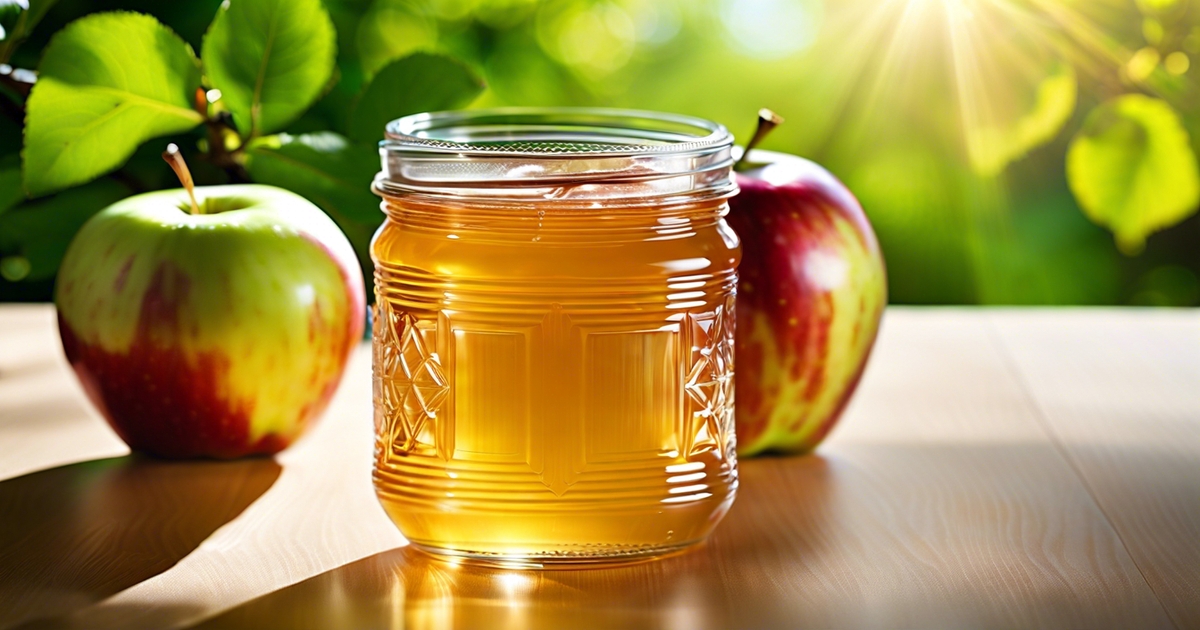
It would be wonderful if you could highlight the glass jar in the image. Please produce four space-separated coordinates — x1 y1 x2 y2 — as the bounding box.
370 108 740 566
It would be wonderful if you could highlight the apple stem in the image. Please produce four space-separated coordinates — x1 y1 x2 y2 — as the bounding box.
733 109 785 172
163 143 202 215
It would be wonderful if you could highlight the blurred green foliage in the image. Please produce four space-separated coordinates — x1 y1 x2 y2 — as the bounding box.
2 0 1199 305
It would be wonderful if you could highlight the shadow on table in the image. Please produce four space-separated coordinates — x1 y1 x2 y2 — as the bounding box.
190 456 838 630
0 455 280 630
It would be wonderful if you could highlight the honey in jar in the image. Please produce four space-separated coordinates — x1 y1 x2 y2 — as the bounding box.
371 108 740 566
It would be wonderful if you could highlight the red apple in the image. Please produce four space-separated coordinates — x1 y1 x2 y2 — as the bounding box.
54 147 365 458
727 144 886 456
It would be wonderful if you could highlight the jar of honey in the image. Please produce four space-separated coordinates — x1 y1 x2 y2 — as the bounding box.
370 108 740 566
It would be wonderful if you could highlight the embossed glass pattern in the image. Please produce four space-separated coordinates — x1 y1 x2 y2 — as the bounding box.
371 108 740 566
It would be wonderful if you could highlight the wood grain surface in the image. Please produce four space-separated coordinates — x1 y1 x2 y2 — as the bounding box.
992 310 1200 628
0 305 1196 629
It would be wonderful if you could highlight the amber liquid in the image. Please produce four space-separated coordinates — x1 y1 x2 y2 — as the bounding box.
371 194 740 564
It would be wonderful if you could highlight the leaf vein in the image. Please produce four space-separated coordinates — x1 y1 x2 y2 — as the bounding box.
251 4 284 137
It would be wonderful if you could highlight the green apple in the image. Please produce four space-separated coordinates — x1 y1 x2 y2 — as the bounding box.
55 181 365 459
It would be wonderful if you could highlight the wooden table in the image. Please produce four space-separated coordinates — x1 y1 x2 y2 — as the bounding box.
1 305 1197 629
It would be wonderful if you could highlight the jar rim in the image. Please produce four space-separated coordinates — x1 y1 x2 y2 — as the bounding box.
375 107 737 205
384 107 733 157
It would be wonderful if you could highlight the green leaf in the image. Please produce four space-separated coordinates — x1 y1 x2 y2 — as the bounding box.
347 52 485 143
1066 94 1200 254
0 178 127 280
202 0 337 137
22 12 203 197
355 3 437 80
244 131 380 225
966 61 1077 176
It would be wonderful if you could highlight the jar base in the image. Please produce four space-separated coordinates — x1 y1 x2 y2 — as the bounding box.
406 539 700 570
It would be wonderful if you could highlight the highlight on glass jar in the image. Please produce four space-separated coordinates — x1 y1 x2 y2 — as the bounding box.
369 108 741 567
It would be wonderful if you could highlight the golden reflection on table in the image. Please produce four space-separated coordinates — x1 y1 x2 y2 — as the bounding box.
195 456 836 630
192 442 1178 630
